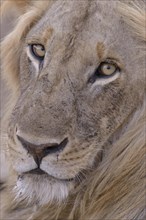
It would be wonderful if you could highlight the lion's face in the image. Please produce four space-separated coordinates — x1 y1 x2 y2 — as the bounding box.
7 0 145 205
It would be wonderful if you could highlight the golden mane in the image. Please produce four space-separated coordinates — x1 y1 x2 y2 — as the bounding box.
118 0 146 42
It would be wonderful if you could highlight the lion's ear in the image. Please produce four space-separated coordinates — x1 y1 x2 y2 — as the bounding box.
1 0 32 16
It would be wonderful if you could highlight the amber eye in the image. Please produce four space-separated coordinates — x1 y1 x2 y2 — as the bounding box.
88 60 120 84
98 62 117 76
30 44 45 61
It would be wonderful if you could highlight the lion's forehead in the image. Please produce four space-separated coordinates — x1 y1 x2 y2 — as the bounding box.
28 1 119 42
27 0 137 68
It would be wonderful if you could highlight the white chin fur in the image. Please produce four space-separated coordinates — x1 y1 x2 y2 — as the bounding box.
13 174 71 206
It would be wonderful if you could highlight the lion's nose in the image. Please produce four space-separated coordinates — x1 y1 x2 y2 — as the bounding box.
17 135 68 166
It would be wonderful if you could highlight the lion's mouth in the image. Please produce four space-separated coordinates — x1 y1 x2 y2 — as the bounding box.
25 168 46 175
23 168 74 182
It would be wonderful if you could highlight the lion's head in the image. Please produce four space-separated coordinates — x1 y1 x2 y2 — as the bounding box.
1 0 146 219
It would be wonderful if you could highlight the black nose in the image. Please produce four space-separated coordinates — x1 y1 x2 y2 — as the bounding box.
17 135 68 166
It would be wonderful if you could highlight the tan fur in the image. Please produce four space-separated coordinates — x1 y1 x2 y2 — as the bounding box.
1 0 146 219
42 28 54 45
118 1 146 41
1 0 30 14
96 42 105 60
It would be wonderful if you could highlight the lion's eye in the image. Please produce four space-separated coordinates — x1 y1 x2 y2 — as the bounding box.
99 62 117 76
29 44 45 61
88 60 120 84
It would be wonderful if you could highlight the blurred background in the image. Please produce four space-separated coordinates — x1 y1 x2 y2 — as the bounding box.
1 13 15 119
0 13 16 181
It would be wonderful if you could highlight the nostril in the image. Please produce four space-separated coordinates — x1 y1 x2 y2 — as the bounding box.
16 135 68 166
43 138 68 154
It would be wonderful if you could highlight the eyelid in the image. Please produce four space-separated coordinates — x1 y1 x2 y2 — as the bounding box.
100 58 119 68
102 57 123 70
26 37 45 45
91 72 121 86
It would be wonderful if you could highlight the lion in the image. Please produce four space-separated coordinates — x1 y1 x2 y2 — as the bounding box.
0 0 146 219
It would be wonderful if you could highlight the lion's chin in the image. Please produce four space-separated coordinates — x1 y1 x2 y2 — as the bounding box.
13 173 74 206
